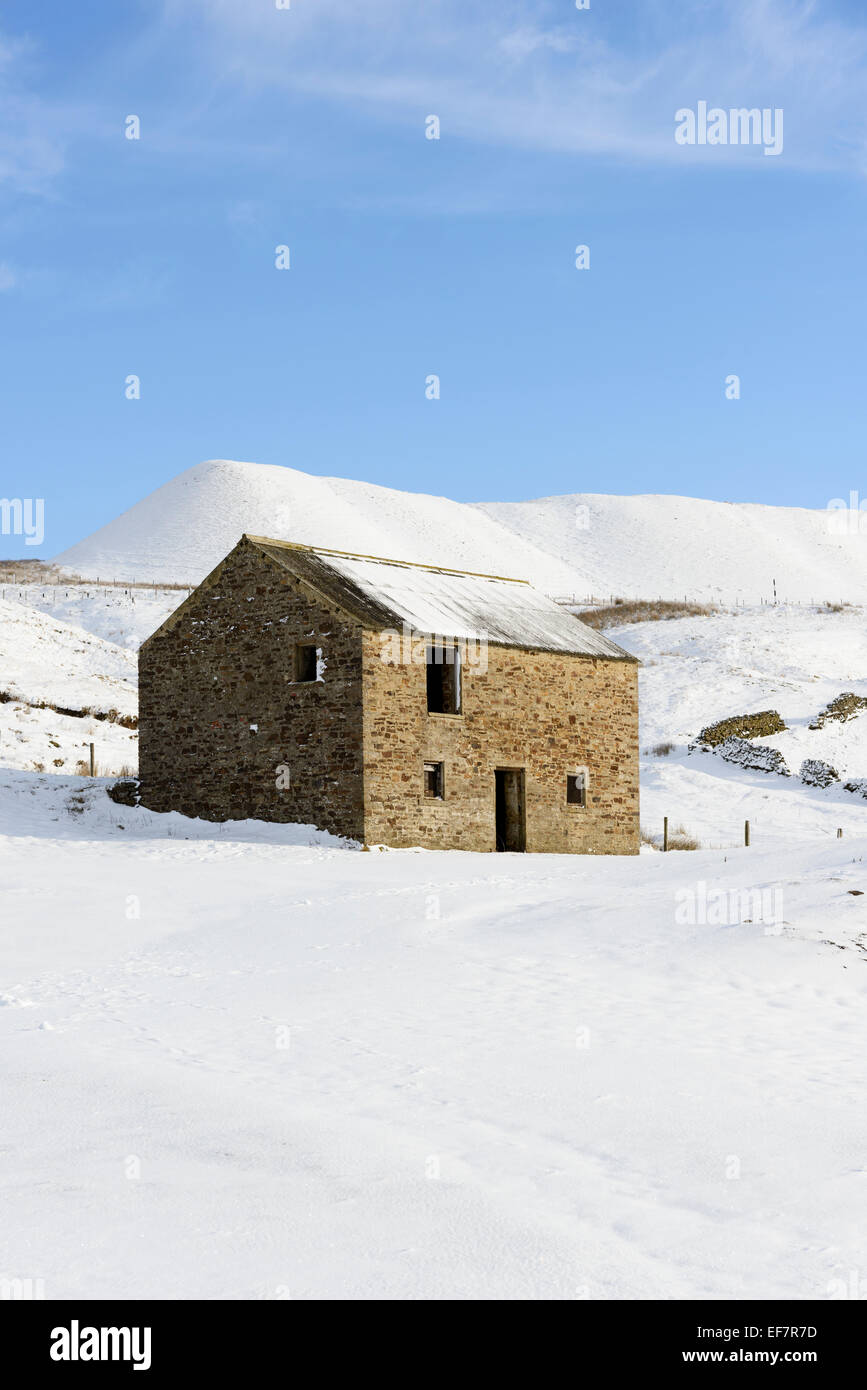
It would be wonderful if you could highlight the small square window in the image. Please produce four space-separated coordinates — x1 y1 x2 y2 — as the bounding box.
566 772 586 807
295 644 318 683
424 761 444 799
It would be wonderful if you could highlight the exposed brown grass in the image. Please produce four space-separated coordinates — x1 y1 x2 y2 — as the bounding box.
0 691 137 728
0 560 61 583
76 758 137 778
58 574 192 590
0 559 190 590
578 599 716 630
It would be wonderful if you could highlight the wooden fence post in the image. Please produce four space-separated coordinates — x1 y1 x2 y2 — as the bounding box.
744 819 750 847
663 816 669 852
89 743 95 777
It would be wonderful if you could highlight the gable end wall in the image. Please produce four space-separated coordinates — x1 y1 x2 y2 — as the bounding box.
138 540 365 838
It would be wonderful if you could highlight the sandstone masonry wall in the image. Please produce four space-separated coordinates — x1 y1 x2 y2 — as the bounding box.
361 632 639 853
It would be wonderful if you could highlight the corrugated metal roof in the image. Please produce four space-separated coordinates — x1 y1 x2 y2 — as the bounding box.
248 536 635 661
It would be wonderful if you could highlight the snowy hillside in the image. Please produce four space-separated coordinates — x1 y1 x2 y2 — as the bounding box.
55 459 584 593
55 457 867 604
480 491 867 605
616 603 867 849
0 598 138 776
1 582 188 651
0 598 137 709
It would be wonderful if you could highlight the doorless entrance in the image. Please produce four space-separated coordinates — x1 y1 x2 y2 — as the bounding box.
495 769 526 852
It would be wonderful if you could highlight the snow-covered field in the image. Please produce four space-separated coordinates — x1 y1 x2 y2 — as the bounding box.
4 469 867 1299
1 770 866 1300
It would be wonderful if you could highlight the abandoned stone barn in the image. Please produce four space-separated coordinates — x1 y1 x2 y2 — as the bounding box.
138 535 639 853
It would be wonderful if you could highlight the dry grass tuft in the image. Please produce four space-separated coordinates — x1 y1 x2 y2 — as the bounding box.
667 824 702 851
641 823 701 850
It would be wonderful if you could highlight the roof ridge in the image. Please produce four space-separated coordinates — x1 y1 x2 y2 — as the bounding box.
244 534 531 585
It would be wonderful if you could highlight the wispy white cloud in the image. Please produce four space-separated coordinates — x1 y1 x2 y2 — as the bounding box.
2 0 866 215
0 28 95 196
497 27 581 62
157 0 867 172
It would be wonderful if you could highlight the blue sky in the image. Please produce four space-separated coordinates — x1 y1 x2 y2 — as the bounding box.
2 0 867 556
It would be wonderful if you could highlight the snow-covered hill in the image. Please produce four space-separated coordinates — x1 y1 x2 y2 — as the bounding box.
55 459 584 593
480 491 867 605
55 457 867 604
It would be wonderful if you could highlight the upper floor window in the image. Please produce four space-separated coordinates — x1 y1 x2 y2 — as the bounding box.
295 643 318 683
426 641 461 714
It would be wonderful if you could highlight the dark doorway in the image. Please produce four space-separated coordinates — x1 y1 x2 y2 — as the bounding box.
495 769 526 852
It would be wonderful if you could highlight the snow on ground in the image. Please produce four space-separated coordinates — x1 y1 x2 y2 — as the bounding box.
1 770 866 1299
623 604 867 752
0 698 138 777
0 597 139 776
0 598 137 710
0 583 186 650
604 603 867 850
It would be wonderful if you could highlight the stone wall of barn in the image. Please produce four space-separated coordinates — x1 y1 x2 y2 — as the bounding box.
361 631 640 853
138 539 366 839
